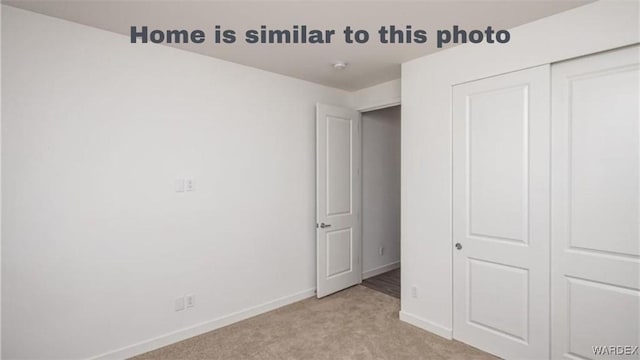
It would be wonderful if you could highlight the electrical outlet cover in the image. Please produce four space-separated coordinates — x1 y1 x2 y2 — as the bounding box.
175 297 185 311
185 294 195 308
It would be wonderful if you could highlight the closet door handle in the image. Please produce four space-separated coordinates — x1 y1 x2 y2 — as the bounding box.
319 223 332 229
455 243 462 250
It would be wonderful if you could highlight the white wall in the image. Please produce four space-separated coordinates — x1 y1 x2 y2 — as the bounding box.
362 106 401 278
400 0 639 339
1 6 353 359
351 79 401 111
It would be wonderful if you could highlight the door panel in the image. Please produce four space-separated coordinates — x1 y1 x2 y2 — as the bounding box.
327 116 353 216
468 259 529 342
316 103 361 298
468 85 528 243
453 65 550 359
326 228 353 277
551 45 640 359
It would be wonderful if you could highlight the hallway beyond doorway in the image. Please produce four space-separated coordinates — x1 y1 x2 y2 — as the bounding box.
362 269 400 299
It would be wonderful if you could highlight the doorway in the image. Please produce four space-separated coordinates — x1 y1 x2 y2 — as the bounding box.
360 106 401 299
315 103 401 299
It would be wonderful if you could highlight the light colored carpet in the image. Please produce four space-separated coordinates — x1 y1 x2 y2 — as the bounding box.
132 285 498 360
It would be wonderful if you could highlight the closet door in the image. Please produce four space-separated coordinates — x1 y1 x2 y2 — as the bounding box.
452 65 550 359
551 46 640 359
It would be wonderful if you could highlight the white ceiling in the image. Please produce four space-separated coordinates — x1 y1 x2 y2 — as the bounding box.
4 0 592 91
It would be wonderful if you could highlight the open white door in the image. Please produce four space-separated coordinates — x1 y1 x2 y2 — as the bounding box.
316 103 362 298
452 65 550 359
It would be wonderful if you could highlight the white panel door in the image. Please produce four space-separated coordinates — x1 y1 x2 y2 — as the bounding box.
453 65 550 359
551 46 640 360
316 103 361 298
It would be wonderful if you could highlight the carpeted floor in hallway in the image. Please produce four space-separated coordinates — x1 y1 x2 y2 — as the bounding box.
132 285 498 360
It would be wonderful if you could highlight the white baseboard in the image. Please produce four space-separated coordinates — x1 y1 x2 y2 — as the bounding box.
362 261 400 279
399 310 453 340
89 288 316 360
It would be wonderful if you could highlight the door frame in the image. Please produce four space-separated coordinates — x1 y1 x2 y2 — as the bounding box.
357 100 402 283
357 100 401 113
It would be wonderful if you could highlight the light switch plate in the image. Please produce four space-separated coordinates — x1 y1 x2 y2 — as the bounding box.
175 297 185 311
175 179 185 192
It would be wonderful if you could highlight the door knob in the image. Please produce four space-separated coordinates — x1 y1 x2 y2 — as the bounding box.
455 243 462 250
320 223 332 229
